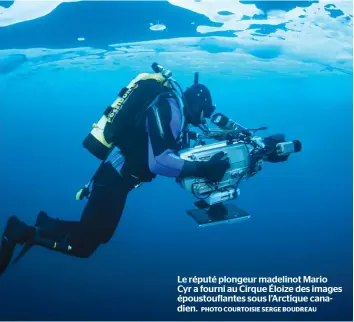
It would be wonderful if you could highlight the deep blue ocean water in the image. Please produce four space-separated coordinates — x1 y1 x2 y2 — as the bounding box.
0 1 353 321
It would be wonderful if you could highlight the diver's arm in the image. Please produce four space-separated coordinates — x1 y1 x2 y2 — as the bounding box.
146 97 230 181
147 96 186 178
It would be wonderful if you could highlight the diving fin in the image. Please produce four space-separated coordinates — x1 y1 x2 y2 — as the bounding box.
0 216 35 274
12 243 32 264
12 211 53 265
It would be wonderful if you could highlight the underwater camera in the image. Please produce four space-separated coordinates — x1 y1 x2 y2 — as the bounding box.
178 113 302 227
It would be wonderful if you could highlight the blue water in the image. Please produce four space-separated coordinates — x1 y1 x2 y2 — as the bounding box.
0 1 353 321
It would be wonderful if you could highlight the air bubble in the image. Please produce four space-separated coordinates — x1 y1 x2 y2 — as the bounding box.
149 21 167 31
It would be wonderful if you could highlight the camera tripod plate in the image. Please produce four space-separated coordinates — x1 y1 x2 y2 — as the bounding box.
187 203 250 227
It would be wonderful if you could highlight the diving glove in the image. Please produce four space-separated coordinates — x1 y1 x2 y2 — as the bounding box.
180 151 231 182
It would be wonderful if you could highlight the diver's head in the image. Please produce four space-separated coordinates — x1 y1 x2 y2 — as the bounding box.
183 83 215 127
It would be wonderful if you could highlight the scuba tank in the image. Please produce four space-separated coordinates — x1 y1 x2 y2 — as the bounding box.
82 63 180 161
77 63 184 200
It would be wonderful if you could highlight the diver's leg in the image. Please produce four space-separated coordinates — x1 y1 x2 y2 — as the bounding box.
32 162 132 258
0 163 132 275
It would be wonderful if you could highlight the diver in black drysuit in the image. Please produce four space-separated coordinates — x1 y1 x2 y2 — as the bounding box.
0 83 231 275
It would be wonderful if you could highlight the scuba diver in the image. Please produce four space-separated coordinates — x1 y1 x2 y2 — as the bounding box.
0 64 231 276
